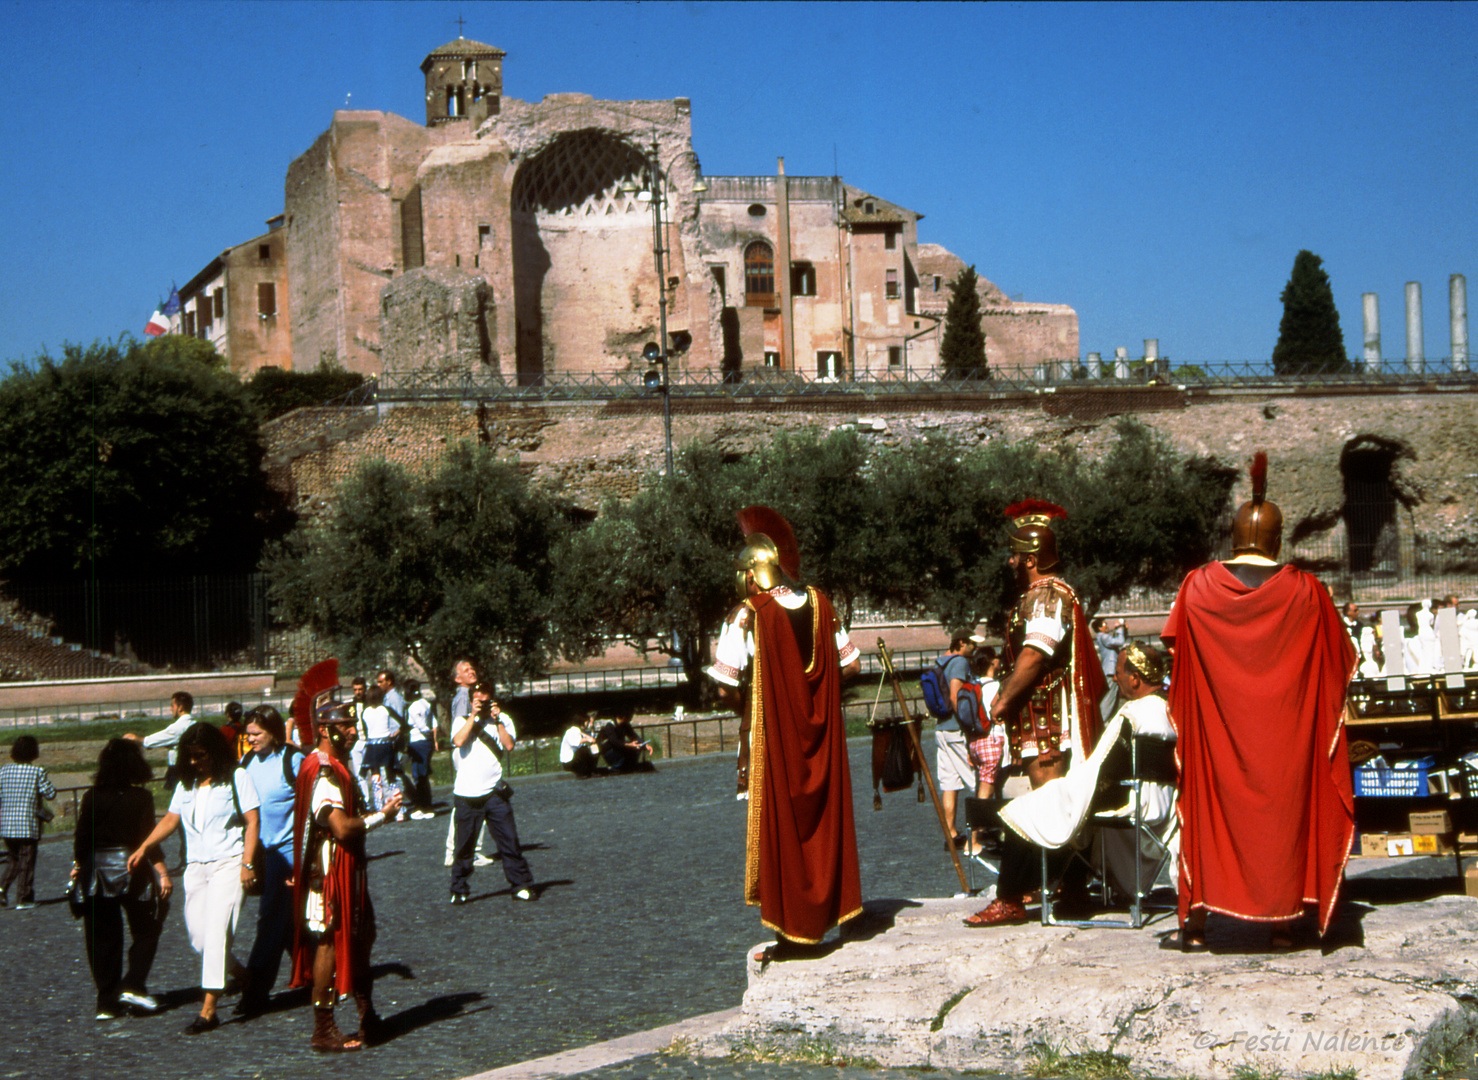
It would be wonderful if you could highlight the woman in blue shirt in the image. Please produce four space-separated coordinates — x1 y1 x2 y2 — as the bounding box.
238 706 303 1017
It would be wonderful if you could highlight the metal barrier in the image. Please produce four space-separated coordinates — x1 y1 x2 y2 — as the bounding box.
375 359 1478 405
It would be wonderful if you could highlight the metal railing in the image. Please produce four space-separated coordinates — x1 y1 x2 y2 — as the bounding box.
372 358 1478 405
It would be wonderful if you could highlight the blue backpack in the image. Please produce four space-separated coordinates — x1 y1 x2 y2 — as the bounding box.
920 659 956 720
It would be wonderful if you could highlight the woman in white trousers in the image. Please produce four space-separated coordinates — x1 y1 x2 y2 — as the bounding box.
131 722 260 1034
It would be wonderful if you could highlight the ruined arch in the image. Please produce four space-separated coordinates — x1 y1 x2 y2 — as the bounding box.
510 130 666 381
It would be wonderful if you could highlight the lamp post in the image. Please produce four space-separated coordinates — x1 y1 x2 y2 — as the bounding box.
628 139 705 477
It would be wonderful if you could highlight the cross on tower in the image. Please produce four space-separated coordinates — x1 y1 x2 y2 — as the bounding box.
456 14 466 36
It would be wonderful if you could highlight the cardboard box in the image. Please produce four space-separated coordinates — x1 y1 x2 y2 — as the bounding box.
1359 833 1388 858
1387 834 1416 856
1410 810 1453 834
1466 867 1478 898
1411 833 1456 855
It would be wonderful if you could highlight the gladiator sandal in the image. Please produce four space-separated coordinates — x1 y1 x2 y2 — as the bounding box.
353 990 383 1046
310 1003 361 1053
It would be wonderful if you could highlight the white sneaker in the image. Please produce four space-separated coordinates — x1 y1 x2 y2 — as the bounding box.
409 810 435 820
119 990 158 1012
473 854 495 867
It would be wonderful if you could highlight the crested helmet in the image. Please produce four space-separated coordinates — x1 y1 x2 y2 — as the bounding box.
1004 499 1067 572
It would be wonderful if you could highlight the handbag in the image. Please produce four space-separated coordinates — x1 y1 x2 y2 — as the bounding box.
35 791 54 824
66 876 87 919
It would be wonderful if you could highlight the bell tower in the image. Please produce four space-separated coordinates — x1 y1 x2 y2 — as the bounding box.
422 36 505 127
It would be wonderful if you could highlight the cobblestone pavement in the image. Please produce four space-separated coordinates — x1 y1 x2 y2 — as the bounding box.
1 738 990 1080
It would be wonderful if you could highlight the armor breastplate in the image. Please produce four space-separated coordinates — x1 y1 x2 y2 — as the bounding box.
1002 578 1076 756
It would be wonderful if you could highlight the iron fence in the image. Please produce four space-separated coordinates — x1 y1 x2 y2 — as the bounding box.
371 358 1478 404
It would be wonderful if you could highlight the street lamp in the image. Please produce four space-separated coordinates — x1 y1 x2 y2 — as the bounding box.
626 140 705 477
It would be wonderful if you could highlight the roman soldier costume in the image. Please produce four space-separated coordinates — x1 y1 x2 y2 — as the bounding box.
1000 500 1105 759
707 506 862 946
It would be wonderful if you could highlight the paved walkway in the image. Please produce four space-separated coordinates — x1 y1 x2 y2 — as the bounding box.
1 739 980 1080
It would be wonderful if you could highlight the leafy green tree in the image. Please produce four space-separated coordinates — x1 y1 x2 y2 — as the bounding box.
0 335 282 581
939 265 988 377
1058 419 1236 616
551 444 752 700
267 443 566 698
244 366 367 422
1272 250 1350 375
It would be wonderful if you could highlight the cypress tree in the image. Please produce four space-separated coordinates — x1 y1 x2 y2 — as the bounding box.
1272 250 1349 374
940 265 988 377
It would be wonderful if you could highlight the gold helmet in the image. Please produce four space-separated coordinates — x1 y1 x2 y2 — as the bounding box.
734 505 800 597
1004 499 1067 571
1229 452 1282 563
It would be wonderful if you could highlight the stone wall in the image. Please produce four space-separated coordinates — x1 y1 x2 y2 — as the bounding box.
262 387 1478 573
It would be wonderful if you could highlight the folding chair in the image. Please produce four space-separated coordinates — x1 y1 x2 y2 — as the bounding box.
1040 733 1178 929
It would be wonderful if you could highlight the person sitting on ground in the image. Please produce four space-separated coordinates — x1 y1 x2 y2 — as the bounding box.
560 712 600 778
595 706 654 772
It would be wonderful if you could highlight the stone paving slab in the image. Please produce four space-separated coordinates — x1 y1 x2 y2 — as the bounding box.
699 882 1478 1080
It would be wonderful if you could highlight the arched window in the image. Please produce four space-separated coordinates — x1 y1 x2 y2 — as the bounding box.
744 241 775 307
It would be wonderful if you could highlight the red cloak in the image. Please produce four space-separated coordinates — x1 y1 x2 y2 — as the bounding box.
288 748 374 994
744 588 863 944
1163 562 1356 934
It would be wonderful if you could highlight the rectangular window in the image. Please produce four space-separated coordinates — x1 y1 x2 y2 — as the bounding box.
763 351 780 368
478 224 492 248
791 262 816 297
816 351 842 378
213 287 224 319
885 269 899 299
888 346 902 367
933 275 941 292
197 297 211 331
258 243 271 261
184 311 195 337
257 282 277 317
885 230 897 250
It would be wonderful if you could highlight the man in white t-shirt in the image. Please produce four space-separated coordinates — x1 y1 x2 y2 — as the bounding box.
559 713 598 778
449 678 535 904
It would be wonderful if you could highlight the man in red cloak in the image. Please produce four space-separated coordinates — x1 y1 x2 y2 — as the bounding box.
708 506 863 956
288 676 401 1051
1163 454 1356 950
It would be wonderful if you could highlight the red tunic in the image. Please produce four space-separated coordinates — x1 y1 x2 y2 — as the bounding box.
288 749 374 994
1163 562 1356 933
744 588 863 944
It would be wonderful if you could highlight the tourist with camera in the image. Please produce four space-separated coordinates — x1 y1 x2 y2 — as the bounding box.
448 675 535 904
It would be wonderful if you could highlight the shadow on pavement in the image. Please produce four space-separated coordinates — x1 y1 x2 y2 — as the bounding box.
377 992 488 1044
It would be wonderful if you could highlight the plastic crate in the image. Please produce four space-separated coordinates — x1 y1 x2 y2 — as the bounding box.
1354 756 1435 798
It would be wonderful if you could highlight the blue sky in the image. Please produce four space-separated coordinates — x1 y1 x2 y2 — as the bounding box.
3 0 1475 366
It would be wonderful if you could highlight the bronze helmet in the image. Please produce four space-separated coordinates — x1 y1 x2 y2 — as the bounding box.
1004 499 1067 571
1229 452 1282 561
734 506 800 597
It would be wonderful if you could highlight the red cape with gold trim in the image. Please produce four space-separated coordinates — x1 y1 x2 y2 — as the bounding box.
744 588 863 944
1163 562 1356 934
288 749 374 994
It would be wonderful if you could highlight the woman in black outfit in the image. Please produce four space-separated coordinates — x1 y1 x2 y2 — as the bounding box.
74 738 173 1020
